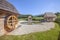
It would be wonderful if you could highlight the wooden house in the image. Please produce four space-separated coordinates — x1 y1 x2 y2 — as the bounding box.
0 0 19 32
44 12 57 22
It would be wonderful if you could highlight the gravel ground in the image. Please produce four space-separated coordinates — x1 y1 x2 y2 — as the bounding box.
7 21 55 35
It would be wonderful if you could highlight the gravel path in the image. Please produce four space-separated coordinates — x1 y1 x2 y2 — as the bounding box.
7 21 55 35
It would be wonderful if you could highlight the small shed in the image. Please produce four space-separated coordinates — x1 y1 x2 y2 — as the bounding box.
0 0 19 32
44 12 57 22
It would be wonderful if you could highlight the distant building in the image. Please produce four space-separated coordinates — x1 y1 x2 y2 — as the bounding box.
44 12 57 22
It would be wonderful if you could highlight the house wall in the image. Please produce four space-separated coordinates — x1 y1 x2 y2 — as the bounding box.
0 18 5 35
53 18 56 21
46 17 56 22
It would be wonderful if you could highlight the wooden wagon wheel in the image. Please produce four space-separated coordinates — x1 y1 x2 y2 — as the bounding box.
4 15 18 32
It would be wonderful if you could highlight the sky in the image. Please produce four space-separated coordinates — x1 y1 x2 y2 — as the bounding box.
8 0 60 15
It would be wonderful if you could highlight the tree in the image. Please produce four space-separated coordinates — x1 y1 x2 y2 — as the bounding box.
55 12 60 25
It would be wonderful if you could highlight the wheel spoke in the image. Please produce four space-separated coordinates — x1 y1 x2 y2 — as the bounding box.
7 15 18 29
8 20 12 23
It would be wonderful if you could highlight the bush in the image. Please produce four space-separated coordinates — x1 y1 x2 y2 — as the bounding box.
55 18 60 25
32 19 40 21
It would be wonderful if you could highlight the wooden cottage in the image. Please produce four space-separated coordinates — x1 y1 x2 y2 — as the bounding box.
44 12 57 22
0 0 19 32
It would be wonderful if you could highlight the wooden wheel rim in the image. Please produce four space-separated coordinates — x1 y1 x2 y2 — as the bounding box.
7 15 18 29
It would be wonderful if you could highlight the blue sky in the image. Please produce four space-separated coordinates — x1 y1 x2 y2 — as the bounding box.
8 0 60 15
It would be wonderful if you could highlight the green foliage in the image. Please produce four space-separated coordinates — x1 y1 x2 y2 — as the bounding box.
55 12 60 25
18 14 33 21
18 14 32 18
55 18 60 24
18 15 44 21
18 14 44 21
55 12 60 16
32 17 43 21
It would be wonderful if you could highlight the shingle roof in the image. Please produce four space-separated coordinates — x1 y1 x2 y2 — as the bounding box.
0 0 19 14
44 12 56 18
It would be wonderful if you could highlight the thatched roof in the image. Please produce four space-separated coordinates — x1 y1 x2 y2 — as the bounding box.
0 0 19 14
44 12 57 18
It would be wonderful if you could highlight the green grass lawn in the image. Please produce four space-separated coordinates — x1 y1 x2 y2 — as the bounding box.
0 23 60 40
